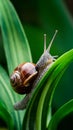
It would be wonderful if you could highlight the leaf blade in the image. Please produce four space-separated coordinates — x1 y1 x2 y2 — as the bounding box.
0 100 14 130
0 0 32 74
48 99 73 130
22 49 73 130
0 66 24 130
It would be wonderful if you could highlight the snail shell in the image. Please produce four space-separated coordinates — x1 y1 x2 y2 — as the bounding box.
10 62 38 94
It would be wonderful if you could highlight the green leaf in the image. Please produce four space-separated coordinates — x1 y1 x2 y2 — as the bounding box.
0 100 14 130
48 99 73 130
0 0 31 129
0 66 24 130
22 49 73 130
38 0 73 106
0 0 32 74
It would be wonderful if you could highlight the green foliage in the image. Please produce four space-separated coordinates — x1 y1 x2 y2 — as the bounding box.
0 0 32 74
48 99 73 130
0 0 32 129
22 49 73 130
0 0 73 130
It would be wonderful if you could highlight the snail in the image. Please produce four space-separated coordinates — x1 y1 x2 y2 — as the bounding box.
10 30 58 110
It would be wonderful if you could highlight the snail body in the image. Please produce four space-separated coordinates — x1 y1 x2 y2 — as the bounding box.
10 30 58 110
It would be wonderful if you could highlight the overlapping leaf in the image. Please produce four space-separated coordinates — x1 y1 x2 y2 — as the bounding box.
38 0 73 107
0 99 14 130
22 49 73 130
0 0 32 75
48 99 73 130
0 66 23 129
0 0 32 129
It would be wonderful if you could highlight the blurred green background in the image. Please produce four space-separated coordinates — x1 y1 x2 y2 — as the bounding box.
0 0 73 129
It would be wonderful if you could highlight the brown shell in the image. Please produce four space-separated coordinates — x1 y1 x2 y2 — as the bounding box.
10 62 38 94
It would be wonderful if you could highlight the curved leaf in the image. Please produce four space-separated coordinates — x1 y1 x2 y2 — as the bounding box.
0 0 32 74
48 99 73 130
22 49 73 130
0 66 24 130
38 0 73 106
0 100 14 130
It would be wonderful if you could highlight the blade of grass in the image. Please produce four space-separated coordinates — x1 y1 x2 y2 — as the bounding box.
0 0 32 74
48 99 73 130
22 49 73 130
